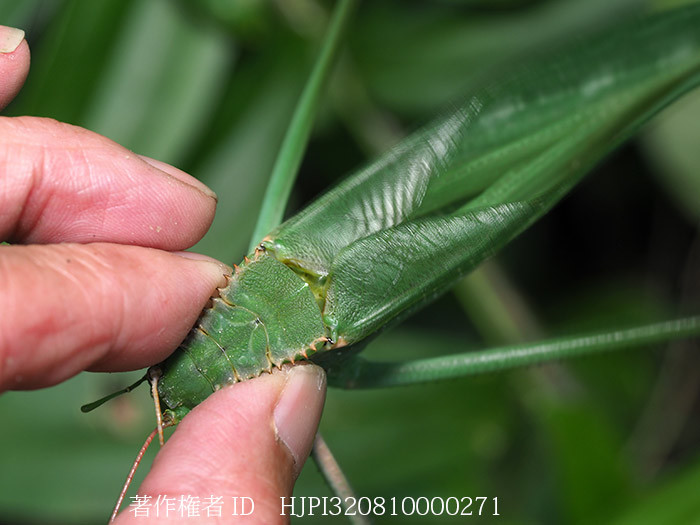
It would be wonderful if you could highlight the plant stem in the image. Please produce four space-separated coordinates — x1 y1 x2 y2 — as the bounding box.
311 433 368 525
325 316 700 388
248 0 357 251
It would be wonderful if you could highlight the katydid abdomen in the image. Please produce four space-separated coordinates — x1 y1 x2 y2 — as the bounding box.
154 250 329 424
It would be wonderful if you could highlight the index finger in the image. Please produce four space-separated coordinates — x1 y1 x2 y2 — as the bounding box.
0 116 216 250
0 26 29 111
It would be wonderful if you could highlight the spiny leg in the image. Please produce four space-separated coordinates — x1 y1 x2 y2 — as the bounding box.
148 367 165 446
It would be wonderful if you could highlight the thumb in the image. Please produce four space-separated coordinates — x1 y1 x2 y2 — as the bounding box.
0 25 29 111
115 364 327 523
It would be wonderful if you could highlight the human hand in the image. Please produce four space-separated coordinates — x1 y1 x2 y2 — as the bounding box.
0 25 326 523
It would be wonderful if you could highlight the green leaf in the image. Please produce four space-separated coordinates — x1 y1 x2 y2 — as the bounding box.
611 456 700 525
249 0 357 250
191 43 310 263
81 0 232 164
0 372 156 522
538 401 634 524
7 0 135 123
350 0 645 116
0 0 52 30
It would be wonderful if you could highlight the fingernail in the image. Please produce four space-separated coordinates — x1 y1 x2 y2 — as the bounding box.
0 25 24 54
138 155 218 201
274 365 327 475
175 251 232 285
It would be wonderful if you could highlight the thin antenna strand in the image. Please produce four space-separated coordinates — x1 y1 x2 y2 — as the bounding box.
110 428 158 523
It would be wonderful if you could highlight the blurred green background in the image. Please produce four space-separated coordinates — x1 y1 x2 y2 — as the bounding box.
2 0 700 523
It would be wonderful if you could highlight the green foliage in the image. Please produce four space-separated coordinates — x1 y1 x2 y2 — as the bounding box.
1 1 700 524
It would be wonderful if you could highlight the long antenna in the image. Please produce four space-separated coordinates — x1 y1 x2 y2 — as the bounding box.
110 427 158 523
80 375 148 413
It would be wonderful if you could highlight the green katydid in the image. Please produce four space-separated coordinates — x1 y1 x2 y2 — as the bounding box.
81 2 700 522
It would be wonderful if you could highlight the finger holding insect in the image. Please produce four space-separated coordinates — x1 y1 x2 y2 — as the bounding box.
0 25 29 111
0 242 230 391
113 365 327 524
0 116 217 249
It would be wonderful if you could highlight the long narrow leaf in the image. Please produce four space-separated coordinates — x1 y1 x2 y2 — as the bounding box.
321 316 700 388
248 0 357 250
